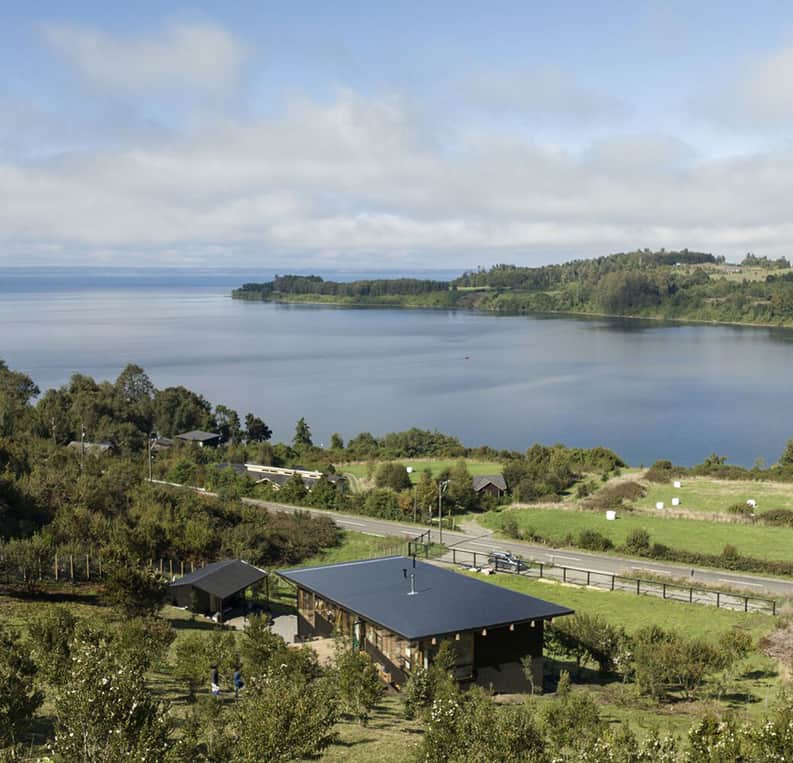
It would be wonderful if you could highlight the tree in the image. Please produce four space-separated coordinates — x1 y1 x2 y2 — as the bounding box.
279 472 308 503
114 364 154 430
52 633 173 762
228 667 337 762
374 462 412 491
244 413 272 443
214 405 241 444
330 433 344 450
331 640 383 725
27 605 77 686
0 626 42 748
780 437 793 467
293 417 313 449
152 386 214 437
239 614 289 676
0 360 39 437
102 561 168 618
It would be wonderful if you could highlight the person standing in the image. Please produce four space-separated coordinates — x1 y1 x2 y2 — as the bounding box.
233 667 244 700
210 664 220 697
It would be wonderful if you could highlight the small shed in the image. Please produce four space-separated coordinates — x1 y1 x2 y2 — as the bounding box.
472 474 508 498
169 559 267 620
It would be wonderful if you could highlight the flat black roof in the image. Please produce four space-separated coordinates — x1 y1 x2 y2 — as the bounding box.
278 556 572 641
170 559 267 599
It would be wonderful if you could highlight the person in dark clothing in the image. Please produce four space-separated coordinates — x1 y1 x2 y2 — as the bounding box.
210 665 220 696
233 667 244 700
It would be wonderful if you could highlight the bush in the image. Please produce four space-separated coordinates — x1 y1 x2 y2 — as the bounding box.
501 515 520 539
726 502 754 518
374 462 412 492
577 530 613 552
762 508 793 527
624 528 651 555
644 460 682 483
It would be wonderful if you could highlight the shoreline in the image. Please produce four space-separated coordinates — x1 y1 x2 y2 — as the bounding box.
231 292 793 331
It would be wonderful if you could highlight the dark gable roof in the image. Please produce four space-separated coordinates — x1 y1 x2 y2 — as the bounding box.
176 430 221 442
170 559 267 599
279 556 572 641
472 474 507 492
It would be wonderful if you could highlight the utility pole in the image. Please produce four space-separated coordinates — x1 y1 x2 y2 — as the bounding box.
80 423 86 472
437 480 449 544
148 432 154 482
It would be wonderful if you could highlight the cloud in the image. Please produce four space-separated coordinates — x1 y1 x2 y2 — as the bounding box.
465 66 629 123
2 88 793 267
42 20 246 96
694 43 793 128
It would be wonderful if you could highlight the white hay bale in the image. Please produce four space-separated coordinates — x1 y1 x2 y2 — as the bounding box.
747 499 757 508
672 497 680 506
606 510 616 521
656 501 665 510
673 480 682 488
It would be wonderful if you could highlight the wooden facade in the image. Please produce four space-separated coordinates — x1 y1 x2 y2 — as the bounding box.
295 585 545 691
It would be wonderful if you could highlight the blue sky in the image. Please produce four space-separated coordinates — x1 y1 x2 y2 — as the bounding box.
3 2 793 268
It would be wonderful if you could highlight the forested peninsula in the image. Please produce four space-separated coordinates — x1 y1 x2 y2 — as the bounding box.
232 249 793 326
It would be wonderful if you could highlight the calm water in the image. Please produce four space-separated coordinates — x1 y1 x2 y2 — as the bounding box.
2 268 793 467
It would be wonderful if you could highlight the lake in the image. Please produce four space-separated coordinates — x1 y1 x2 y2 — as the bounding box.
2 268 792 467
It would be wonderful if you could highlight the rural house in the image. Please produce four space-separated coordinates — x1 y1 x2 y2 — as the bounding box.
174 430 222 447
472 474 508 497
168 559 267 621
279 556 572 692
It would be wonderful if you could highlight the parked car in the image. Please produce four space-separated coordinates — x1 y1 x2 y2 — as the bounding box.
487 551 528 572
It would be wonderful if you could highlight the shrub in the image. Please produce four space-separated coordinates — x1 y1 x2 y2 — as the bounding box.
722 544 740 560
644 460 682 483
501 514 520 539
624 528 651 555
762 508 793 527
374 462 412 492
726 502 754 518
577 530 614 552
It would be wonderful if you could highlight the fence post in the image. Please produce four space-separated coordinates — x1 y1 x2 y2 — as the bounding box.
773 600 777 616
181 561 184 576
160 559 164 574
452 549 456 564
69 555 74 581
539 563 543 578
586 571 591 586
610 574 614 591
54 553 59 582
169 559 173 577
744 596 749 613
563 567 567 583
473 552 477 568
662 583 666 599
86 554 90 580
689 588 693 603
636 579 640 595
98 557 102 577
716 592 721 609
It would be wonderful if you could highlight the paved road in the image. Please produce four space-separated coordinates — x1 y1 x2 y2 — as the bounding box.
242 497 793 599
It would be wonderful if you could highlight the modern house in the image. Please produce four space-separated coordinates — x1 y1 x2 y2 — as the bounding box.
174 430 222 447
214 462 346 491
472 474 508 498
279 556 572 692
168 559 267 621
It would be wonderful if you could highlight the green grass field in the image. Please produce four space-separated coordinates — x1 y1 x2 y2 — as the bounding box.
480 506 793 562
635 477 793 515
339 459 502 483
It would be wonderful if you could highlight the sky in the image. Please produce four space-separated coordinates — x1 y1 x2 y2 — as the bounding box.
3 1 793 270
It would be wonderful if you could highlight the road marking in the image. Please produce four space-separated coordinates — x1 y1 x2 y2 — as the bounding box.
362 532 385 538
465 542 496 551
553 555 581 563
719 578 763 588
336 520 365 527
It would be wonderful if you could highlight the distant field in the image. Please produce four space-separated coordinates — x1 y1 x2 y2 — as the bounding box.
340 459 502 483
636 478 793 515
480 506 793 562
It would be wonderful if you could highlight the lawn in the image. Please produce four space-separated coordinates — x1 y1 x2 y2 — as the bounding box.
635 477 793 515
480 506 793 562
339 458 502 483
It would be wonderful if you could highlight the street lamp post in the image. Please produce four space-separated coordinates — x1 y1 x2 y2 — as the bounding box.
147 432 155 482
406 467 417 524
